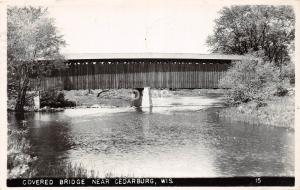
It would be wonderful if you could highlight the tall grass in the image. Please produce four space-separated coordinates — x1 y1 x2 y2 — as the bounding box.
34 162 90 178
33 161 135 178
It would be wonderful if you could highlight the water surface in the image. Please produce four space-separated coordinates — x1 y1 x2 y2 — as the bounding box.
8 94 294 177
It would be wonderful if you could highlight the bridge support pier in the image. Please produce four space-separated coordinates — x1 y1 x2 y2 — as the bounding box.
33 91 40 110
141 87 152 107
132 87 152 108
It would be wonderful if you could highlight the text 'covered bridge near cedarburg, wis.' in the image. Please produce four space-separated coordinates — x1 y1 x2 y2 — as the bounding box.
30 53 248 107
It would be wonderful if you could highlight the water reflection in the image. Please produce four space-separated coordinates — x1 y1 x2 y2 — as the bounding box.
7 95 294 177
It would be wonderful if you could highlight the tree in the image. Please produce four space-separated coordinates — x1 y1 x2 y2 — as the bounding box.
7 6 66 112
207 5 295 66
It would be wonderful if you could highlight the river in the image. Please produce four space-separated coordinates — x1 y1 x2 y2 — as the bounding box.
7 93 294 177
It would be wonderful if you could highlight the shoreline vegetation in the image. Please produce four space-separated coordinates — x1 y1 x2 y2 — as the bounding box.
7 88 294 130
219 94 294 130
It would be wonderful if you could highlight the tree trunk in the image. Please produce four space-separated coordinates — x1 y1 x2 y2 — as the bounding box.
15 77 29 112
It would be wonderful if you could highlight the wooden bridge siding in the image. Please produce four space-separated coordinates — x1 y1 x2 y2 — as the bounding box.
31 59 231 90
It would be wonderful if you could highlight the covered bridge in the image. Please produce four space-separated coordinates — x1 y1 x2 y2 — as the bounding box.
31 53 247 90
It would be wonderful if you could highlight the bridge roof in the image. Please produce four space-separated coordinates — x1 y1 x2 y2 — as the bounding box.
63 53 248 61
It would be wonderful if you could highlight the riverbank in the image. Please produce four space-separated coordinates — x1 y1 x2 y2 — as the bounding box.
219 95 294 129
7 89 227 112
63 88 227 107
8 89 295 130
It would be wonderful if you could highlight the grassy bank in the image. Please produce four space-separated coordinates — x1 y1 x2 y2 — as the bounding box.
219 95 294 129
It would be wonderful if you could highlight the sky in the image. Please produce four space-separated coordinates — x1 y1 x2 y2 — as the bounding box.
5 0 298 54
5 0 233 54
40 0 224 54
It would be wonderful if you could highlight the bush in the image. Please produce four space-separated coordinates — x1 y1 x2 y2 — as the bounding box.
274 85 289 97
220 58 291 105
40 90 76 108
280 61 295 84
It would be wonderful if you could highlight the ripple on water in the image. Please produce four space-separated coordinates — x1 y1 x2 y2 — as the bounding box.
8 95 294 177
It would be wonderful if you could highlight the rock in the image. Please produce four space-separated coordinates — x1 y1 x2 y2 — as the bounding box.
288 88 295 96
40 106 49 112
36 106 65 112
91 104 101 108
237 105 244 113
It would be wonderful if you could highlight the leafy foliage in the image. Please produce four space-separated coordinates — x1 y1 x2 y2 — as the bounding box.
7 6 66 111
207 5 295 65
220 58 292 105
40 90 76 108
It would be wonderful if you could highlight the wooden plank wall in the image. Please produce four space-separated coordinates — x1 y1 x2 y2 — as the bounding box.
31 59 232 90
